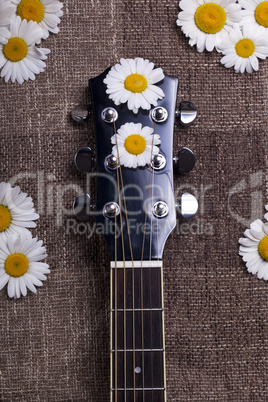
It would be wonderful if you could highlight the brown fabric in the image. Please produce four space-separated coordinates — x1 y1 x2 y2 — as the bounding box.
0 0 267 400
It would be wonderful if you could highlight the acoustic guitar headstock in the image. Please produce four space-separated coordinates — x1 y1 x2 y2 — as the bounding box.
72 58 198 261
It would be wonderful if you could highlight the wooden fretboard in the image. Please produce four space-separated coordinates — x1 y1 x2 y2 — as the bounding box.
110 261 166 402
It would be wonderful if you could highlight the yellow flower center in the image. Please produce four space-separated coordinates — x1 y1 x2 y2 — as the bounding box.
0 205 11 232
255 1 268 27
5 253 29 277
17 0 45 23
3 37 28 62
124 134 147 155
195 3 227 34
124 74 148 93
258 235 268 260
235 39 255 58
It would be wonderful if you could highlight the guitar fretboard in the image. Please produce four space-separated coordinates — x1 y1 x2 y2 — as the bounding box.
110 261 166 402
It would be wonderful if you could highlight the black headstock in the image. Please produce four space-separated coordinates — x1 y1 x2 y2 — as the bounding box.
72 59 198 261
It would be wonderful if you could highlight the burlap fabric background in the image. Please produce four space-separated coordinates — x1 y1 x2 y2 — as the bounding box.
0 0 267 401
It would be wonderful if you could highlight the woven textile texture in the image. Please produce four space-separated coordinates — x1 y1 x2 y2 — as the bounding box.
0 0 267 401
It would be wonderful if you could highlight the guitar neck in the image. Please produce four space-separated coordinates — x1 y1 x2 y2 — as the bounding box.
110 260 166 402
72 60 197 400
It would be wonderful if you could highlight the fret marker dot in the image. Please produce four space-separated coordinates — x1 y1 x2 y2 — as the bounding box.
135 367 141 374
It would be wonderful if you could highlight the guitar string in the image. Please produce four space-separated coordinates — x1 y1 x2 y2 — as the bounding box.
149 134 164 401
140 120 156 401
113 116 158 399
114 200 118 402
112 117 135 401
113 138 127 402
112 120 136 398
148 121 164 401
155 171 163 401
155 175 164 402
158 219 165 402
149 135 156 399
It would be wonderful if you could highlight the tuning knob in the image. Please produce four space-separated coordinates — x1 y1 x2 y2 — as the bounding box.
75 147 93 173
174 147 196 174
71 105 91 123
175 101 197 126
177 193 198 219
73 194 94 221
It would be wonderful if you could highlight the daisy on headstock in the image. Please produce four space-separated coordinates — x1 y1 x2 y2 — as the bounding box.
110 122 161 169
103 57 165 114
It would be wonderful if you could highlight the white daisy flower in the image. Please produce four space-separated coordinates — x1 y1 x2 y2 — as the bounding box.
111 122 161 169
264 205 268 221
0 182 39 242
0 16 50 84
176 0 243 52
239 219 268 280
0 234 50 298
0 0 16 43
218 23 268 73
11 0 63 40
0 0 16 28
103 58 165 114
239 0 268 30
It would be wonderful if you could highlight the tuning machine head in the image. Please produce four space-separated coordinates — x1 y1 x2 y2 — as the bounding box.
71 105 92 123
175 101 197 126
174 147 196 174
75 147 94 173
73 194 94 221
176 193 198 219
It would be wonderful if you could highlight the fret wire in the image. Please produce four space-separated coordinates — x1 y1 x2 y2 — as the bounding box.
110 261 162 268
111 388 165 391
111 349 164 352
111 308 163 312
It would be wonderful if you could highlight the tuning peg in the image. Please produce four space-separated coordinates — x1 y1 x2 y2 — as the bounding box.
177 192 198 219
71 105 92 123
175 101 197 126
73 194 94 221
174 147 196 174
75 147 94 173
